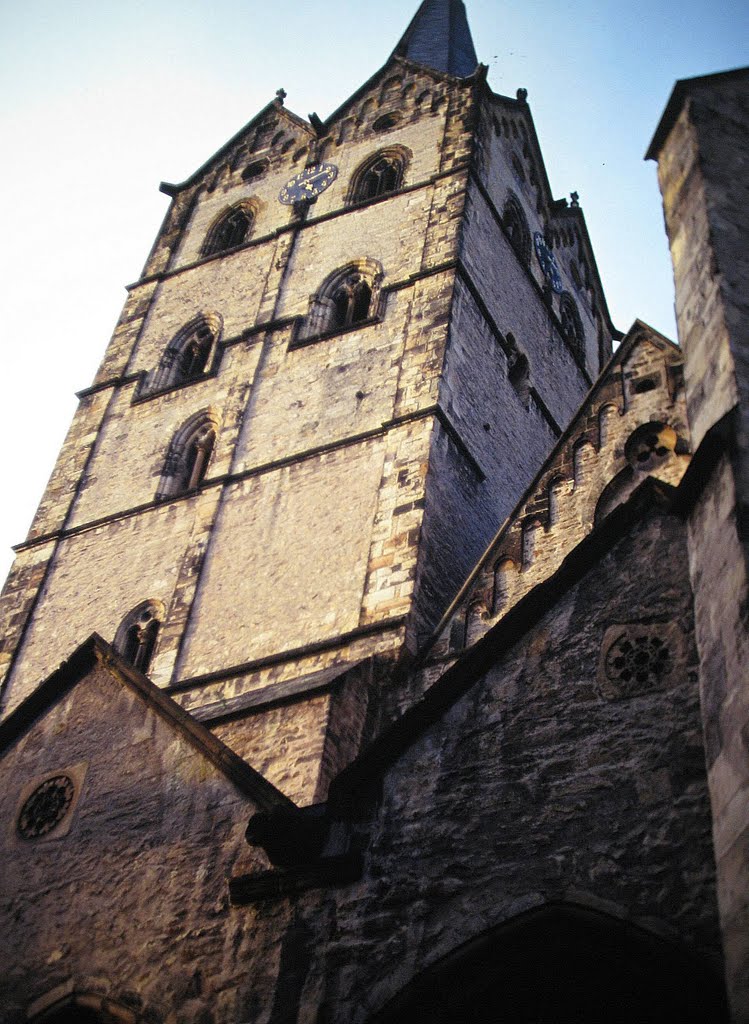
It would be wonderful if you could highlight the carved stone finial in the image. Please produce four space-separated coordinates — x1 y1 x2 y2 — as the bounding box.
570 191 580 207
276 88 287 104
516 88 528 103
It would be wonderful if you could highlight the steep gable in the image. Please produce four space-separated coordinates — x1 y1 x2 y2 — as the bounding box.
0 636 288 1018
426 322 690 661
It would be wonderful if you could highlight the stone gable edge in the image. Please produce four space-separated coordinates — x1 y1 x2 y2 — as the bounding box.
479 85 619 338
424 318 681 656
327 474 681 817
646 66 749 162
0 633 294 812
160 99 316 197
323 405 735 822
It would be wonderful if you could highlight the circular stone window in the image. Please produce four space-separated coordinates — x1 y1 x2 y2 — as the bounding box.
17 774 75 840
605 633 672 697
624 422 678 471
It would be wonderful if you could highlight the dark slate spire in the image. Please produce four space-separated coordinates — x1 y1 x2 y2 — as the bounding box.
391 0 479 79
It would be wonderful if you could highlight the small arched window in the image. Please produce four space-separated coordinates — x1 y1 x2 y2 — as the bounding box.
152 315 220 392
559 292 585 362
114 600 165 676
350 150 407 203
332 275 372 330
157 411 218 500
299 261 383 341
502 194 531 266
202 202 254 256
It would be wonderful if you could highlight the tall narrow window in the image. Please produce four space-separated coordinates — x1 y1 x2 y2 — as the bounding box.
202 202 254 256
349 149 408 204
332 275 372 330
157 412 218 500
559 292 585 362
183 423 216 491
114 600 164 676
502 194 531 266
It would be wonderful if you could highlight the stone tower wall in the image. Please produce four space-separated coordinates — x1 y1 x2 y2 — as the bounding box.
651 68 749 1022
0 60 619 810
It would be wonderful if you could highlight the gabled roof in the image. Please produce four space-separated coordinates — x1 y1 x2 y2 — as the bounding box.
391 0 479 79
646 66 749 161
0 635 294 813
160 99 315 196
421 320 686 661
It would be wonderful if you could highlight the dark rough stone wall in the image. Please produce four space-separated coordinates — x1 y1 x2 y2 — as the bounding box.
231 509 721 1024
653 69 749 1021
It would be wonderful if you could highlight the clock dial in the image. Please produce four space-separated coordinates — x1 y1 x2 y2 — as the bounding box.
279 162 338 205
533 231 564 294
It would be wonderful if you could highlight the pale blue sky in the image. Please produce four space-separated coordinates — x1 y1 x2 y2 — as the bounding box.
0 0 746 579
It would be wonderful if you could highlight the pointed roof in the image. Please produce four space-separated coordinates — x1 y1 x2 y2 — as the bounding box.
391 0 479 79
0 635 295 813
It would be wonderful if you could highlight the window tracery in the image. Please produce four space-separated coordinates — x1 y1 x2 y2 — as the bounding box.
157 412 218 499
559 292 585 362
113 600 165 676
298 261 383 342
151 316 220 393
349 149 408 203
202 201 255 256
502 194 531 266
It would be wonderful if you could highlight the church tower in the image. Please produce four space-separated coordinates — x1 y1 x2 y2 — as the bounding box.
0 0 617 805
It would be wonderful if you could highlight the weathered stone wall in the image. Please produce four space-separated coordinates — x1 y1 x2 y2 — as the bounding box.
226 508 720 1024
5 501 205 711
652 68 749 1022
0 658 272 1023
0 507 725 1024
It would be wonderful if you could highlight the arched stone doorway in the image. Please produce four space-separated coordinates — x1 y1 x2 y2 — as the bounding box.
370 903 728 1023
29 991 150 1024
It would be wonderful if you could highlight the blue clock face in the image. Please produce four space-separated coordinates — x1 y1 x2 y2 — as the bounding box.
279 163 338 205
534 232 564 294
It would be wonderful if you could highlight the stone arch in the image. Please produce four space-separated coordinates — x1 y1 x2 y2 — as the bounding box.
366 901 728 1023
492 557 517 615
573 438 596 488
521 517 542 569
502 192 531 265
559 291 585 362
299 258 384 341
598 402 619 448
151 313 222 392
348 146 411 204
201 199 257 256
156 409 219 500
27 987 159 1023
547 474 568 526
113 598 166 675
465 599 488 647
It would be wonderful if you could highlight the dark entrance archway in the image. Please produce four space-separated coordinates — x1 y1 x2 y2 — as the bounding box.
29 992 150 1024
370 903 728 1024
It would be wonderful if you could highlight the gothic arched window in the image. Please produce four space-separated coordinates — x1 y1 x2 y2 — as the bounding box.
559 292 585 362
114 600 165 676
202 202 254 256
157 411 218 500
152 315 220 392
299 261 383 341
350 149 408 203
502 194 531 266
332 275 372 330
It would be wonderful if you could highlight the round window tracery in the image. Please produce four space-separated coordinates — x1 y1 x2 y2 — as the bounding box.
17 775 75 840
624 422 678 470
605 633 672 696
